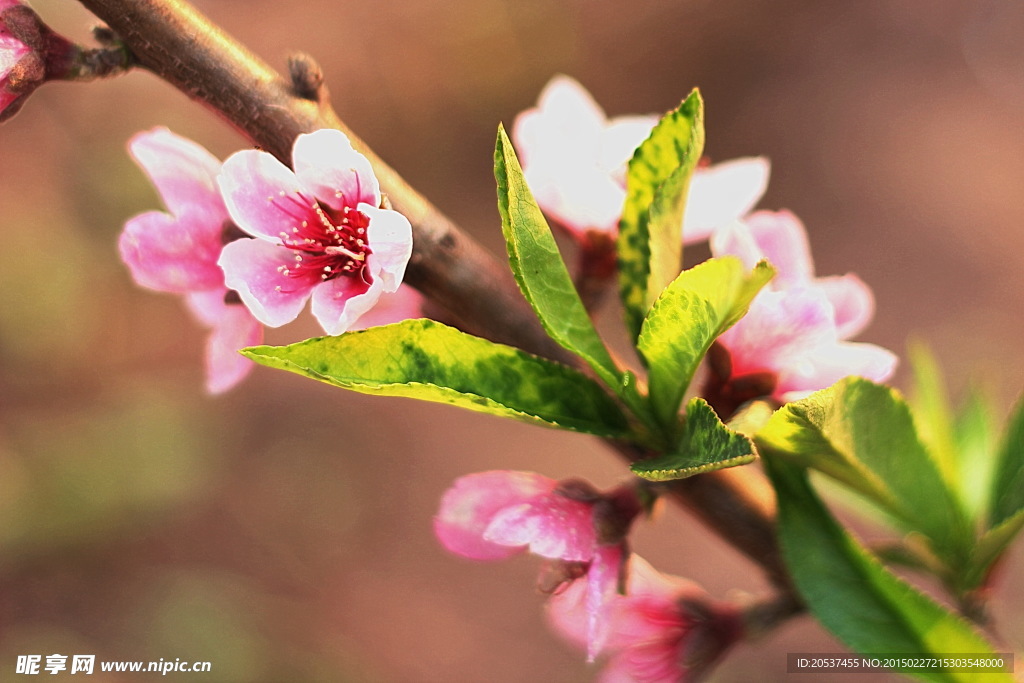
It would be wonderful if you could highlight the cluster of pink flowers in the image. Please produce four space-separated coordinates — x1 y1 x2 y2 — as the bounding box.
434 471 743 680
512 75 896 406
119 127 419 393
113 71 899 679
431 77 900 680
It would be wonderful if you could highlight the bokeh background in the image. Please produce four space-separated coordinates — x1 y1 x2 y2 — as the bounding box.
3 0 1024 680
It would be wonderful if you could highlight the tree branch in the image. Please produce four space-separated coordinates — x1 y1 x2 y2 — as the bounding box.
75 0 793 592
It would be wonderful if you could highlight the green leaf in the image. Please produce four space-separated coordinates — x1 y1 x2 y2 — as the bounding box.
908 342 958 487
989 393 1024 529
970 508 1024 590
242 320 629 437
618 90 705 340
631 398 756 480
756 378 970 561
953 385 999 523
637 257 773 431
764 458 1011 683
494 124 622 391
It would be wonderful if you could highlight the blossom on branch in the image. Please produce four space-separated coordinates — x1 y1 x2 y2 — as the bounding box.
707 210 897 405
548 555 742 682
0 0 40 120
511 75 770 243
118 127 261 394
434 471 641 659
217 129 413 335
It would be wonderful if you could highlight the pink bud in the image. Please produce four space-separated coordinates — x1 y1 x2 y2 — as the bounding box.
548 555 743 681
0 1 42 120
435 471 644 659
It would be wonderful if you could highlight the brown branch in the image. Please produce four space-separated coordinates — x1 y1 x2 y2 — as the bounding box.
75 0 794 592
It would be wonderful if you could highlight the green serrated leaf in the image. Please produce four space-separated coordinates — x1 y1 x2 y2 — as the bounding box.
637 257 773 431
618 90 705 341
989 393 1024 529
494 124 622 391
765 458 1011 683
631 398 756 480
756 378 971 563
242 319 629 437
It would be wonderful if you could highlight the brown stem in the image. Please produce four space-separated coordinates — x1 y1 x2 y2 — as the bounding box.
741 591 805 640
75 0 793 591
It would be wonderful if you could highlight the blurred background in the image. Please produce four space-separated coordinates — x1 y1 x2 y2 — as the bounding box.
2 0 1024 680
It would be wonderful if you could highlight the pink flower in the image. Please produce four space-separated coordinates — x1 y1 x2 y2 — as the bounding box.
217 129 413 335
434 471 598 562
434 471 640 659
118 127 262 394
548 555 742 682
511 75 769 243
709 210 897 403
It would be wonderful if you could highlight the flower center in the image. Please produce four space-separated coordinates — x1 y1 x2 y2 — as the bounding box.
274 194 372 286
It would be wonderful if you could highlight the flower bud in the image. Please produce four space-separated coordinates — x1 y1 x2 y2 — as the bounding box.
0 1 42 120
0 0 79 121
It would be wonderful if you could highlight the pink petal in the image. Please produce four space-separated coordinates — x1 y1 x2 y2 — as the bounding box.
293 129 380 211
718 287 835 377
547 555 686 654
309 272 374 335
0 89 20 113
816 273 876 339
708 219 764 272
584 544 625 661
546 576 588 648
182 287 227 327
360 204 413 292
128 127 225 218
743 210 813 285
524 163 625 236
683 157 770 244
599 644 690 683
712 210 812 285
512 76 619 236
218 238 311 327
513 75 607 167
605 556 691 643
434 471 557 561
777 341 898 402
119 208 225 293
350 286 424 330
218 148 318 242
185 290 263 394
484 491 596 561
600 114 658 174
